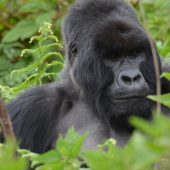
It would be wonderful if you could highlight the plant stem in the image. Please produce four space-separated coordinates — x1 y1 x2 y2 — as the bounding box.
0 98 16 141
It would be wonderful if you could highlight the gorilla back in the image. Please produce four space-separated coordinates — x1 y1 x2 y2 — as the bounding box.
3 0 170 153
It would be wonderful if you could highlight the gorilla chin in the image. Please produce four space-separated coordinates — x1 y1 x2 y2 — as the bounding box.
109 94 151 113
1 0 170 153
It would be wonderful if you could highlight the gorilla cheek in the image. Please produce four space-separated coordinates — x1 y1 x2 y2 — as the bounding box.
70 59 92 94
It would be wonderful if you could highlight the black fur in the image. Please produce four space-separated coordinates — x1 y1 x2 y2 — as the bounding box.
2 0 170 153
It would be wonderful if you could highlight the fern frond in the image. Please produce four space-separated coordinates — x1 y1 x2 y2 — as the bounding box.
10 63 39 78
21 49 38 57
29 36 41 43
0 22 64 101
44 61 63 70
42 52 64 63
42 35 59 43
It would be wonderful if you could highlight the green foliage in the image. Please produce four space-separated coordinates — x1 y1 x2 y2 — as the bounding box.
0 85 14 102
2 128 87 170
29 128 87 170
0 22 64 101
0 142 27 170
11 22 64 85
2 19 38 43
148 94 170 109
135 0 170 58
162 72 170 80
1 116 170 170
0 0 75 87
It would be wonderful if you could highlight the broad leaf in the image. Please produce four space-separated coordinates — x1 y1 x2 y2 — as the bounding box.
148 93 170 108
2 20 38 43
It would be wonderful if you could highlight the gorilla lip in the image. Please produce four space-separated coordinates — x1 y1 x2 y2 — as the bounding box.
112 94 148 101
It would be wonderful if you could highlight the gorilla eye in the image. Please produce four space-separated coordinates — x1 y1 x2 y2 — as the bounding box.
131 49 141 56
128 50 140 59
70 43 78 55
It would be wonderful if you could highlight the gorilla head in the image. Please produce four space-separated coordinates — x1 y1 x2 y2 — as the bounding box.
63 0 160 131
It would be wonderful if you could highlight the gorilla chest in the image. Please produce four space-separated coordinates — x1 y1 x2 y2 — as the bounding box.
57 101 103 135
57 101 131 149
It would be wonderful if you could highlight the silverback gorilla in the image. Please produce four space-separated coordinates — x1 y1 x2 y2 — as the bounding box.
2 0 170 153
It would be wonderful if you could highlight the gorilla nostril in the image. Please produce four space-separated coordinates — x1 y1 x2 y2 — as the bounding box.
133 74 141 82
122 76 132 85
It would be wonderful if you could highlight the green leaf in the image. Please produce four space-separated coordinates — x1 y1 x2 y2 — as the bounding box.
37 161 66 170
125 133 161 170
131 115 170 138
0 58 12 71
0 143 27 170
82 151 114 170
19 1 51 13
162 72 170 80
148 93 170 108
57 128 87 159
32 150 61 165
2 20 38 43
130 117 160 136
36 11 56 27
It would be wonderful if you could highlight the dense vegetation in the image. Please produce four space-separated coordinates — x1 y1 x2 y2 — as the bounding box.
0 0 170 170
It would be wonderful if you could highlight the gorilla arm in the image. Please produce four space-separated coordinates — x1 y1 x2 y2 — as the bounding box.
6 85 63 153
4 83 114 153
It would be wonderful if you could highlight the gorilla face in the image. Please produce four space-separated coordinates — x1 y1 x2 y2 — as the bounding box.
93 21 157 116
96 22 151 99
63 0 158 126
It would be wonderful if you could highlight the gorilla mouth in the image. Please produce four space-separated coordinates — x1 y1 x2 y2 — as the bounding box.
112 94 148 102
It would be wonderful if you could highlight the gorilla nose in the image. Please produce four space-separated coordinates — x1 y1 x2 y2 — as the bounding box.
118 69 147 91
121 72 142 85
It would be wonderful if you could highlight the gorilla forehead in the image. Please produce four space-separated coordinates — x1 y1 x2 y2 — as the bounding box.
94 19 149 53
64 0 139 42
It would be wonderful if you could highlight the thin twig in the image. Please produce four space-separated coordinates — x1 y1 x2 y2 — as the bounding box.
148 38 161 114
0 98 16 141
139 0 161 114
